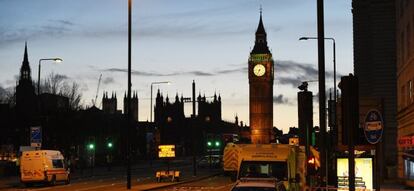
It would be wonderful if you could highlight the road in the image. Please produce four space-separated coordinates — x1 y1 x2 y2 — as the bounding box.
0 163 225 191
151 175 234 191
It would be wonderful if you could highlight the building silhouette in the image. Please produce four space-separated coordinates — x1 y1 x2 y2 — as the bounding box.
352 0 397 178
248 11 274 144
154 87 239 155
197 93 221 123
15 42 38 146
102 92 117 114
124 91 139 122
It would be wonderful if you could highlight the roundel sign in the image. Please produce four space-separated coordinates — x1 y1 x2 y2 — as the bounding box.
363 109 384 144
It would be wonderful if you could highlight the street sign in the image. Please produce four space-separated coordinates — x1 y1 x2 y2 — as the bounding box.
158 145 175 158
30 126 42 148
363 110 383 144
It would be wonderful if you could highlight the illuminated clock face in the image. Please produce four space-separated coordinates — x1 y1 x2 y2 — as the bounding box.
253 64 266 76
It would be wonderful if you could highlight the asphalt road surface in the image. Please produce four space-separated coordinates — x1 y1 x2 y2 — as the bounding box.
0 165 225 191
151 175 234 191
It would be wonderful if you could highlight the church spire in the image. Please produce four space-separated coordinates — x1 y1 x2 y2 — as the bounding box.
24 41 29 63
20 42 31 81
251 7 270 54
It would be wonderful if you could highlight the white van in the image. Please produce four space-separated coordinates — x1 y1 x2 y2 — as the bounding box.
20 150 70 186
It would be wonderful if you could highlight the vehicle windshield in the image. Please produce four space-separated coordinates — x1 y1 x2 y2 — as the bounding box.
52 159 64 168
232 186 274 191
239 161 287 180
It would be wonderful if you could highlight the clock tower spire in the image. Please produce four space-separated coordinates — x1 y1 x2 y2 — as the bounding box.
248 10 274 144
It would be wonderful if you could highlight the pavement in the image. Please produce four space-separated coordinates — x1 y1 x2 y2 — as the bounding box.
380 180 413 191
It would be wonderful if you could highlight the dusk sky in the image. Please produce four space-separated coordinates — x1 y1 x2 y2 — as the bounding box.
0 0 353 133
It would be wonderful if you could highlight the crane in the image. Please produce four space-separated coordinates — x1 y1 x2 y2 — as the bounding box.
92 74 102 106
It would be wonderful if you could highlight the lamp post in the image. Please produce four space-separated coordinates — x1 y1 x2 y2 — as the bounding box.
299 37 336 104
150 81 170 122
126 0 132 189
37 58 63 95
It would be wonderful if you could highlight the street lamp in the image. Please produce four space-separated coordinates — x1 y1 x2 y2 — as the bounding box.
38 58 63 95
127 0 132 189
299 37 336 104
300 35 335 186
150 81 170 122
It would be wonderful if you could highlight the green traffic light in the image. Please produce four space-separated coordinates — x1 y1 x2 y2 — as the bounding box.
88 144 95 150
207 141 212 147
107 142 113 148
215 141 220 147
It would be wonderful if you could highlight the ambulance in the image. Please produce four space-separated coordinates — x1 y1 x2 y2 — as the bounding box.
20 150 70 186
223 143 308 191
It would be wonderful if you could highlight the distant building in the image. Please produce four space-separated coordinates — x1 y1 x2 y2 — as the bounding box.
352 0 397 178
248 11 274 144
396 0 414 186
15 43 38 146
102 92 117 114
154 88 239 155
198 93 221 123
123 91 139 122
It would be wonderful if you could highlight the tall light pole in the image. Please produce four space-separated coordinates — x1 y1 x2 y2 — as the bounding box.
299 37 336 105
299 37 336 185
299 37 337 186
37 58 63 95
150 81 170 122
126 0 132 189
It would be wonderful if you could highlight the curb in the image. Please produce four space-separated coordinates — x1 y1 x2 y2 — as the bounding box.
142 172 222 191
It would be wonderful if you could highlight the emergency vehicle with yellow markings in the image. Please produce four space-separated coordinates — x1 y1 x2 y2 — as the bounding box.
224 143 311 191
20 150 70 186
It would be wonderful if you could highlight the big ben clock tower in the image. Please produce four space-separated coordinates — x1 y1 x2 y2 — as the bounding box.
248 11 274 144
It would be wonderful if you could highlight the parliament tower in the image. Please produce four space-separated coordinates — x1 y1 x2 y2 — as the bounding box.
248 11 274 144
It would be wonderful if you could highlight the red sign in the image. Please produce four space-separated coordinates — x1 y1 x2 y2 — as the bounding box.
398 136 414 147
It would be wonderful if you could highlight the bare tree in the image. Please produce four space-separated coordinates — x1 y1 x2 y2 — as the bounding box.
0 85 16 106
41 72 83 110
60 82 82 110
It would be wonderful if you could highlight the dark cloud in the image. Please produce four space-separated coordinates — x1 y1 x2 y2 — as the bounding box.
277 76 302 88
275 60 337 87
215 67 247 74
273 94 292 105
102 77 115 85
100 59 338 81
103 68 215 77
0 20 75 44
50 19 75 26
277 60 318 78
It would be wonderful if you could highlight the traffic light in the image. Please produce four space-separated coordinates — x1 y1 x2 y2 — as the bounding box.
207 141 212 147
307 156 317 175
214 141 220 147
107 142 113 148
308 156 315 165
88 143 95 150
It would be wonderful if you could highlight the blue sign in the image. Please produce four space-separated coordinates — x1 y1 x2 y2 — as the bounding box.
30 126 42 147
363 110 383 144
